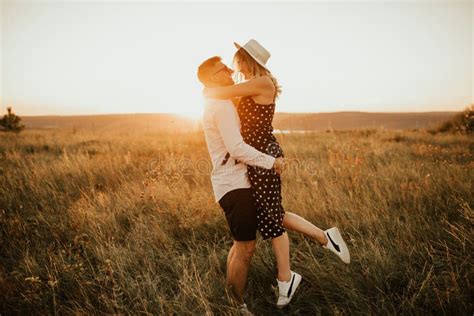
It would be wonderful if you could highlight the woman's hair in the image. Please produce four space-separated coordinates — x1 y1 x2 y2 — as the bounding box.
233 48 282 100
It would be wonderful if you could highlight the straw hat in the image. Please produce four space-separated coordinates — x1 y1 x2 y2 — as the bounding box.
234 39 271 71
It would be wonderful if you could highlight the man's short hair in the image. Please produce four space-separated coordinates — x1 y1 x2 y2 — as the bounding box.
197 56 222 85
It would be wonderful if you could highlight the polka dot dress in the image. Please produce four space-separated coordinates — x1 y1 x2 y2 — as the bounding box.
237 96 286 240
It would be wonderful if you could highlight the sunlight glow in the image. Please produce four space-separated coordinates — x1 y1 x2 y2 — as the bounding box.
176 109 203 121
1 1 472 116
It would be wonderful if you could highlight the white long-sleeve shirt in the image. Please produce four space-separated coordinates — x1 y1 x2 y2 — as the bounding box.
202 98 276 202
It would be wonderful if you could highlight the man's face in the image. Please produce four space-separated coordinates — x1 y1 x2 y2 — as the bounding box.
210 61 234 86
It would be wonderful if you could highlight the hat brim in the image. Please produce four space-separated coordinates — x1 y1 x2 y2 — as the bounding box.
233 41 269 71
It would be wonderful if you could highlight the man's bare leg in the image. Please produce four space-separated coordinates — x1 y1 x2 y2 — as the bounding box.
282 211 328 246
226 244 235 280
226 240 256 304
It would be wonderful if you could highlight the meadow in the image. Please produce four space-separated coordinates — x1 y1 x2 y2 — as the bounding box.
0 126 472 315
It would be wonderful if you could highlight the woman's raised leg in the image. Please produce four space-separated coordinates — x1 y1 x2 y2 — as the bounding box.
282 212 328 246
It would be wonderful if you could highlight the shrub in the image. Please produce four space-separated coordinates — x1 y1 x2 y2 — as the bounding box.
0 107 25 133
429 105 473 134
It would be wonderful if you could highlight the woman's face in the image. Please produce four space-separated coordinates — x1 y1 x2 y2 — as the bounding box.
235 58 250 79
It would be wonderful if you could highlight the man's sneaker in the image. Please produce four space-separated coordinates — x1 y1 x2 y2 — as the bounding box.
323 227 350 264
276 270 302 308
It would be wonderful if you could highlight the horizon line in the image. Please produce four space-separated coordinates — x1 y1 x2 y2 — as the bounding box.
19 110 464 118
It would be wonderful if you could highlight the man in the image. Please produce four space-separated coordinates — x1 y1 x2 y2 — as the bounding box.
197 56 285 312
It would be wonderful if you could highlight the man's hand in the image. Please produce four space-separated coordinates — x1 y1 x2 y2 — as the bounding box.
273 157 285 175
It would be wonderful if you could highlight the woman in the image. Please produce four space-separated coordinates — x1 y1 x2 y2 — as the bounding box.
204 39 350 307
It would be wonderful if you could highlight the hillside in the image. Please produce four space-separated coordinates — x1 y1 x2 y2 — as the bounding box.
19 111 457 132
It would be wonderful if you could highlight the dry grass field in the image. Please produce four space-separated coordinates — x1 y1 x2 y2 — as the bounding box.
0 124 472 315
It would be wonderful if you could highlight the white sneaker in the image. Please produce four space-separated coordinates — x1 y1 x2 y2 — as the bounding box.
323 227 351 264
276 270 302 308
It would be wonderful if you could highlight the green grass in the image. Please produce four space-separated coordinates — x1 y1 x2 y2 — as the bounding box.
0 128 472 315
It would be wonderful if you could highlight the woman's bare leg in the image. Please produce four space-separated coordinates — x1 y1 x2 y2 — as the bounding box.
282 212 328 246
271 232 292 282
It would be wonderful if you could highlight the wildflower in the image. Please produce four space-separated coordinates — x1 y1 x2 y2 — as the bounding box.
25 276 41 283
48 278 58 287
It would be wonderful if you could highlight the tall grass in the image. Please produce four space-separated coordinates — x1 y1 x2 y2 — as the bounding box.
0 128 472 315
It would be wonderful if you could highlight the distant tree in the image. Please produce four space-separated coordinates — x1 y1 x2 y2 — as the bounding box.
430 105 473 134
0 107 25 133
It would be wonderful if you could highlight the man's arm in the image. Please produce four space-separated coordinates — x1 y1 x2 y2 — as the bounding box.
214 102 275 169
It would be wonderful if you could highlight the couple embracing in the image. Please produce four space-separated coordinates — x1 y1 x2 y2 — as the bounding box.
197 39 350 313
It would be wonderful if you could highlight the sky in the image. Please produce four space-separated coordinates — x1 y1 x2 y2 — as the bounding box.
1 0 473 117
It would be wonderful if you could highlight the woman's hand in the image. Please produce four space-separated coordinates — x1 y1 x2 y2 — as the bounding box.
273 157 285 175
